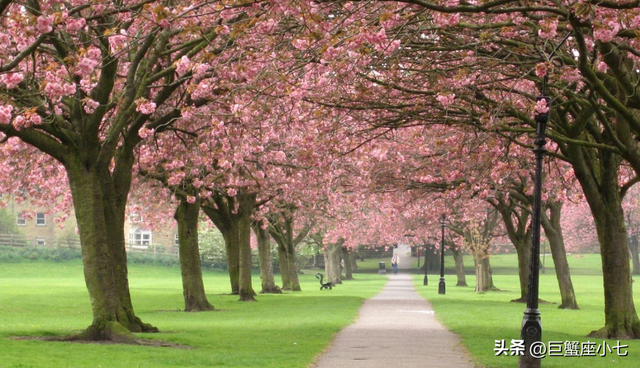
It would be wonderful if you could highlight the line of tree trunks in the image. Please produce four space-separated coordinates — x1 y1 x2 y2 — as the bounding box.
174 198 214 312
540 200 579 310
202 193 256 301
252 221 281 294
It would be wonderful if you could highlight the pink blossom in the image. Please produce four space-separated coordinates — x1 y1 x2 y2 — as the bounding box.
274 150 287 161
593 20 620 43
175 56 191 76
595 61 608 73
83 99 100 114
186 196 196 204
75 57 99 76
535 63 548 78
227 188 238 197
29 114 42 125
66 18 86 32
0 105 13 124
136 99 156 115
1 73 23 89
534 98 549 115
109 31 128 51
292 38 310 50
138 127 154 139
36 15 54 34
538 18 558 39
436 93 456 108
561 67 582 84
159 19 171 29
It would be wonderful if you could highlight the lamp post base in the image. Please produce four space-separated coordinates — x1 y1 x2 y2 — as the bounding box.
519 308 542 368
423 275 428 286
438 277 445 294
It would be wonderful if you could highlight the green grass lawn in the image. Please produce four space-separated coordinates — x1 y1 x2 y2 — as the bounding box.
412 253 640 368
0 260 387 368
2 254 639 368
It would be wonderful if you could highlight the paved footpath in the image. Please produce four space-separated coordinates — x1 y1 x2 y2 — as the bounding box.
311 274 476 368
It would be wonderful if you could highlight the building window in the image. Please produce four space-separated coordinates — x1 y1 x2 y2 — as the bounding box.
36 238 46 247
129 228 152 247
174 233 180 248
16 212 26 226
36 212 46 226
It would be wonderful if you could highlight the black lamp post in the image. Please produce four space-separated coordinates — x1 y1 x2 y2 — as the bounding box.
423 243 428 285
438 214 446 295
519 94 550 368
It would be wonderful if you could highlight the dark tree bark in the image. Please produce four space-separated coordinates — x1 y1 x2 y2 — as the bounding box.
275 240 293 290
451 246 467 286
252 222 281 294
324 240 343 285
567 143 640 337
269 213 312 292
480 256 497 291
540 201 579 310
491 197 531 303
202 193 256 301
342 247 354 280
66 161 157 342
174 198 214 312
630 234 640 276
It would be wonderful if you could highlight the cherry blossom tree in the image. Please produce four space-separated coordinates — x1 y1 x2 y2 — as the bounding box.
282 0 640 338
0 0 266 340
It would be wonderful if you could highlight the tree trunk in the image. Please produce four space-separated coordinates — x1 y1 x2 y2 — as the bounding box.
349 251 358 273
481 256 497 291
629 234 640 276
541 201 579 310
589 202 640 337
494 202 531 303
513 239 531 303
324 241 343 285
268 214 308 292
214 218 240 295
201 195 256 301
285 237 301 291
175 198 214 312
452 246 467 286
236 197 256 302
474 255 485 293
276 239 293 290
342 248 353 280
568 142 640 338
253 222 281 294
66 165 156 342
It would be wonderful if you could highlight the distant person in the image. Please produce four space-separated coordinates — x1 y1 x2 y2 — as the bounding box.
391 254 399 275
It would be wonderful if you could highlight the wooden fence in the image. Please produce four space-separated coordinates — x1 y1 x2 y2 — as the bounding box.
0 233 177 256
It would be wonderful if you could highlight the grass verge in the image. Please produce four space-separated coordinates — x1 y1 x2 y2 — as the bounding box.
413 268 640 368
0 260 387 368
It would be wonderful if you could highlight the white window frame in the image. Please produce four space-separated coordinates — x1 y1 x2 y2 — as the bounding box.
35 238 46 247
36 212 46 226
16 212 26 226
174 233 180 248
129 228 152 249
